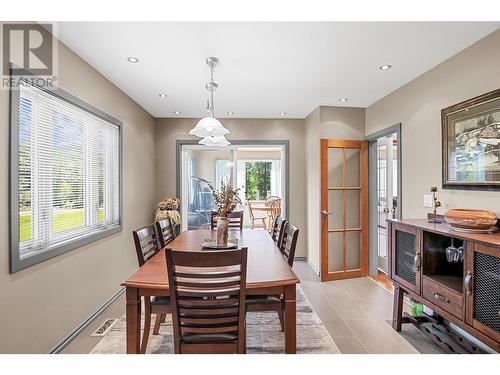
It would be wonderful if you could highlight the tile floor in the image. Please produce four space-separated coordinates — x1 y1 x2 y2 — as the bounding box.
62 260 445 354
294 261 445 354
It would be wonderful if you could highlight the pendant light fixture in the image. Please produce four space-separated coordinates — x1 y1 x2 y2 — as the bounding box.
199 135 230 147
189 57 230 145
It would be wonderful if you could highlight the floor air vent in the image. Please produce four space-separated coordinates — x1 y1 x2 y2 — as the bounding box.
91 318 118 337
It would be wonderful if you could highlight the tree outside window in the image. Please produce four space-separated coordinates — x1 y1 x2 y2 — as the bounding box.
245 161 271 200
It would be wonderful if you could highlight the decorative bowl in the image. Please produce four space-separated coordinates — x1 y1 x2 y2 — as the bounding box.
444 209 498 230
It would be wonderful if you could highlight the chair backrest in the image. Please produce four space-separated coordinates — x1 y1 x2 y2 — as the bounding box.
280 222 299 267
210 211 244 230
270 198 281 217
155 217 176 249
166 248 248 354
271 215 287 247
246 201 256 220
132 226 158 267
265 195 280 207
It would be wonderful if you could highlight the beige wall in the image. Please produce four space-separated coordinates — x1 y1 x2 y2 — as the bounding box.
305 108 321 270
305 106 366 272
154 118 307 257
0 35 156 352
366 29 500 219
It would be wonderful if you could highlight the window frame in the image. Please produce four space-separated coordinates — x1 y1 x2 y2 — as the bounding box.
9 66 123 273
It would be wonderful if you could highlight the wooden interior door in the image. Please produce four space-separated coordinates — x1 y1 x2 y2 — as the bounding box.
321 139 368 281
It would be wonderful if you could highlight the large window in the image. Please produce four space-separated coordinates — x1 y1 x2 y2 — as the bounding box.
10 82 121 272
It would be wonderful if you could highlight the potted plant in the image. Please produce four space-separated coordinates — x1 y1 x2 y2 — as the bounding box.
208 180 241 246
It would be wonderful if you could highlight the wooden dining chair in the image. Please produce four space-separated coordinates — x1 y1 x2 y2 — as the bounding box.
132 226 171 353
210 211 244 230
265 195 280 207
271 215 287 248
246 222 299 331
266 198 281 233
166 248 248 354
155 217 176 249
247 201 267 229
279 222 299 267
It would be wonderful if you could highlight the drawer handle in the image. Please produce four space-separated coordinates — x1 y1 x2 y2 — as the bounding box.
465 271 472 295
433 292 449 303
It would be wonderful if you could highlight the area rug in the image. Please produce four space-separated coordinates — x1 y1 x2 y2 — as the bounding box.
90 287 339 354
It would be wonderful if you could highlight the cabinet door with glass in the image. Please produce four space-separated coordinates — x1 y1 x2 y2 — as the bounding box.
390 222 421 294
465 243 500 344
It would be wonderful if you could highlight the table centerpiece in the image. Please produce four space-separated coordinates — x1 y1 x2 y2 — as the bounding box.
208 180 241 246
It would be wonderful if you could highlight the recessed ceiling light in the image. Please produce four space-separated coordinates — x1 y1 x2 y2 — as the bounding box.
279 112 286 116
158 93 168 98
174 111 181 115
227 111 234 115
127 56 140 63
379 64 392 71
339 98 348 102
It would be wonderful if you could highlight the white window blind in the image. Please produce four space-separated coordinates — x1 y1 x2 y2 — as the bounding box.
17 83 120 261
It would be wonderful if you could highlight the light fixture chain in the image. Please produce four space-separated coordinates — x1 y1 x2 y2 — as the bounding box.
208 60 215 117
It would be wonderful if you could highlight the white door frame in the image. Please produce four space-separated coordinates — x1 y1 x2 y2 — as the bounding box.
366 124 402 276
176 140 290 230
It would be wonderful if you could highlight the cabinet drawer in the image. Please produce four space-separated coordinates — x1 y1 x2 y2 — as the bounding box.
422 276 463 319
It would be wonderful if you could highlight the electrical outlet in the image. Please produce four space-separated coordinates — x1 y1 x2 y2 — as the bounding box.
423 194 434 208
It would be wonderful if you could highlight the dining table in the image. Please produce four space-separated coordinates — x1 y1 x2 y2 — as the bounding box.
122 228 300 354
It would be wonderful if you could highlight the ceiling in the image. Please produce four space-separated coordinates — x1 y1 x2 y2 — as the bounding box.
56 22 499 118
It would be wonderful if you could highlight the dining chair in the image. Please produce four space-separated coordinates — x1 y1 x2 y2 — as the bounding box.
246 222 299 331
265 195 280 207
271 215 287 248
279 222 299 267
155 217 176 249
210 211 244 230
247 201 267 229
165 247 248 354
132 226 171 353
266 198 281 233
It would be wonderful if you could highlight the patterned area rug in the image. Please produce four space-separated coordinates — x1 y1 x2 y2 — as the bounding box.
91 287 339 354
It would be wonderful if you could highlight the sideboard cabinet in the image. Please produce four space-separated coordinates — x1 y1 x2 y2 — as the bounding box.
388 219 499 352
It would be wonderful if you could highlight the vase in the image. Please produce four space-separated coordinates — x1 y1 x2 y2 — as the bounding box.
216 217 229 246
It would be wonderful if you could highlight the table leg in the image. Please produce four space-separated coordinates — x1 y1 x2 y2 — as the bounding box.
284 284 296 354
126 287 141 354
392 284 404 331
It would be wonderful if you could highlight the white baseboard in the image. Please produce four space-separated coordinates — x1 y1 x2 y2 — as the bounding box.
304 258 320 275
48 288 124 354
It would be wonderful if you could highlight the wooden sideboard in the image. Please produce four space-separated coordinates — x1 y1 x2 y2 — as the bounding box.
387 219 500 353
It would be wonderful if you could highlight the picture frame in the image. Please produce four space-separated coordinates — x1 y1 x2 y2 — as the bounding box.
442 88 500 190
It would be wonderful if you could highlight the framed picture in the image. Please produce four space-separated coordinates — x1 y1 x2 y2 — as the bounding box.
442 88 500 190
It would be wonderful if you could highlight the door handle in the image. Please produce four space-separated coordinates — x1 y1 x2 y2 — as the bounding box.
321 210 333 216
413 253 421 273
465 271 472 295
383 208 390 214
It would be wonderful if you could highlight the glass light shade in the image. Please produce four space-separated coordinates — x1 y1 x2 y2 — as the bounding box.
189 116 229 137
199 135 230 147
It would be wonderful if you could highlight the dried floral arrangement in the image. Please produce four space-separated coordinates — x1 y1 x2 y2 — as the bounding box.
158 196 180 211
155 196 181 225
208 179 241 218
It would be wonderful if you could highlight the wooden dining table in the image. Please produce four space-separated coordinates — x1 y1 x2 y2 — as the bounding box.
122 228 300 354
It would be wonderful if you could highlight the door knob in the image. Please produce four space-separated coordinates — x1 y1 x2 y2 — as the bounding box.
321 210 333 216
383 208 390 214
